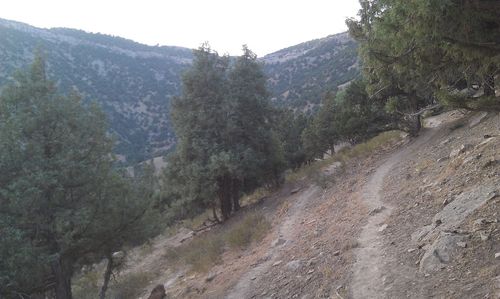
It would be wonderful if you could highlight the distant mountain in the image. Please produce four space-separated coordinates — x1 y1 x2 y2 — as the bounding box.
0 18 192 163
261 32 359 112
0 18 359 163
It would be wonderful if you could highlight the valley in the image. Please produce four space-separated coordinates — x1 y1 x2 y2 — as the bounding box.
73 110 500 298
0 18 358 163
1 1 499 298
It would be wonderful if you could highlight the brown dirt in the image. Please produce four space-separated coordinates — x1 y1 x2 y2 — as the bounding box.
163 138 404 299
380 111 500 298
351 127 440 299
125 110 499 299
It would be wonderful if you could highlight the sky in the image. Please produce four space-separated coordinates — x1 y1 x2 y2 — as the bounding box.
1 0 360 56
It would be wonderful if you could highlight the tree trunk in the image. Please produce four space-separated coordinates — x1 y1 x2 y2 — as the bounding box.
212 203 220 223
218 176 232 221
99 254 114 299
484 74 495 97
231 179 240 212
407 114 421 137
51 256 73 299
220 193 231 221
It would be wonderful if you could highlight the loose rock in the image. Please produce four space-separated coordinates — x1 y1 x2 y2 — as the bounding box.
378 224 388 232
286 260 302 271
479 231 490 241
449 144 472 159
205 273 217 282
369 206 386 216
420 232 464 273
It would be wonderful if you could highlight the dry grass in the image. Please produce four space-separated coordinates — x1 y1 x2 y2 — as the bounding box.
73 270 154 299
72 270 100 299
164 212 271 273
287 131 404 184
164 232 225 273
239 187 270 207
225 213 270 249
107 272 155 299
414 158 433 175
340 131 403 159
183 209 213 230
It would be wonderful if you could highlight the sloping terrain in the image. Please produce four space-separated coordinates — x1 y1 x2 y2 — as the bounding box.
0 18 359 162
376 111 500 298
0 18 192 162
262 32 358 111
72 111 499 299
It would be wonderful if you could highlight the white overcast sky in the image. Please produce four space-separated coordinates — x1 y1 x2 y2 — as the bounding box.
1 0 360 56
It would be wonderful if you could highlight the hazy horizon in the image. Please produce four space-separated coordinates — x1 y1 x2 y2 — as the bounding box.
1 0 360 56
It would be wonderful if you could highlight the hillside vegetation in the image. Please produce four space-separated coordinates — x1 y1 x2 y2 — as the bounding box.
0 0 499 298
262 32 359 111
0 18 360 163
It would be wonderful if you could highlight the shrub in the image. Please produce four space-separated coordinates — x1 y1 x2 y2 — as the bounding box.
225 213 270 249
164 233 225 273
107 272 154 299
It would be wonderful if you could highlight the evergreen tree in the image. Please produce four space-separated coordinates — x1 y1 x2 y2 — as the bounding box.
165 45 285 221
333 80 394 143
347 0 499 118
274 109 307 169
301 117 324 163
0 55 158 299
314 92 339 154
166 44 231 220
226 45 286 200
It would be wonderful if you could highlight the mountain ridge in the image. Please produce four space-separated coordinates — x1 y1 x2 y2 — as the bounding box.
0 17 359 162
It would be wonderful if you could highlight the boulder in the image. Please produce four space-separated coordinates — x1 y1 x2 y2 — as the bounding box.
430 186 497 235
420 232 464 273
147 284 166 299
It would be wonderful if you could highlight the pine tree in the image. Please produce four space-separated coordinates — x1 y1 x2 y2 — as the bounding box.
226 45 286 201
166 44 231 220
0 55 158 299
274 109 307 169
347 0 499 115
165 45 285 221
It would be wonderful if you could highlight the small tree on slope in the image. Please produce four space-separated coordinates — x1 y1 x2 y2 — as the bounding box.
0 55 158 299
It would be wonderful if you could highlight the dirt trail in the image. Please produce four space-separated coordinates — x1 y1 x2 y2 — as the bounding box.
226 186 321 299
351 129 438 298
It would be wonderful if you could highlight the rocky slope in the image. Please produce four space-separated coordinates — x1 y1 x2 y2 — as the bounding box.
261 32 358 112
0 18 359 162
71 110 500 298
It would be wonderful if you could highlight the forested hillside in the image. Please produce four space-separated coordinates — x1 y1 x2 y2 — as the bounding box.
1 1 499 298
0 18 193 163
0 18 359 162
262 32 359 111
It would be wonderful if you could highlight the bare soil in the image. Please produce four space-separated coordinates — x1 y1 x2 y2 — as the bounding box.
118 110 499 299
380 111 500 298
